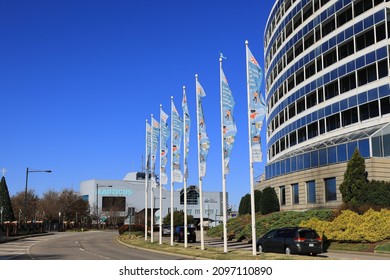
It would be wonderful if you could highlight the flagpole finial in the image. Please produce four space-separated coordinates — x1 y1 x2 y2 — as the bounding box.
195 73 198 78
171 96 173 100
151 114 153 118
183 85 186 90
160 104 162 108
219 57 223 63
146 119 148 123
245 40 249 45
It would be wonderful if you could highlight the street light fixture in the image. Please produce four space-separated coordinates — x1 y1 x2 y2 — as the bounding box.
24 167 52 223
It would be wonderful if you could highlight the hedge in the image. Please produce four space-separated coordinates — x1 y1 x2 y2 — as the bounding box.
300 209 390 242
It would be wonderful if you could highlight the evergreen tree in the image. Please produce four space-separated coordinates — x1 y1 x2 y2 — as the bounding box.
339 148 368 204
0 176 15 222
254 189 263 213
238 194 251 215
260 187 280 214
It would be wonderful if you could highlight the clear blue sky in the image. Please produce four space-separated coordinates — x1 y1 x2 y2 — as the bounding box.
0 0 275 209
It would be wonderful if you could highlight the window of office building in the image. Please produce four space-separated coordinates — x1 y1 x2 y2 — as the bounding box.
360 100 379 121
326 113 341 132
102 197 126 212
180 186 199 205
322 16 336 37
337 5 353 28
297 97 306 114
342 107 359 126
358 63 377 86
340 72 356 94
338 39 355 60
288 103 296 119
298 127 307 143
307 122 319 139
280 186 286 205
290 131 297 146
325 177 337 201
354 0 373 18
356 28 375 52
323 48 337 68
292 183 299 204
307 90 317 108
380 96 390 115
306 180 316 203
325 80 339 100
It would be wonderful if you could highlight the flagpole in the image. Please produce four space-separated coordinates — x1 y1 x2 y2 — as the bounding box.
150 114 154 243
246 40 257 256
182 86 188 248
196 74 205 250
170 96 174 246
145 119 149 241
220 56 228 253
159 104 163 245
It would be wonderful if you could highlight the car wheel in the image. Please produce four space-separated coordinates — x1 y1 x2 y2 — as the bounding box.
285 247 291 255
257 244 263 253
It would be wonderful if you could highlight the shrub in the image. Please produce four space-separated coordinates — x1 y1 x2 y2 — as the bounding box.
300 208 390 242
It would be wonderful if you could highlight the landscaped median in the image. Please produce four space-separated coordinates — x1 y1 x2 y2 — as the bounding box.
116 233 322 260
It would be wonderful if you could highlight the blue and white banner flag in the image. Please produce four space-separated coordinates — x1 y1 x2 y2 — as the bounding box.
196 80 210 178
146 121 151 174
171 100 183 183
221 69 237 174
160 108 169 185
182 88 190 180
151 116 160 187
247 47 267 162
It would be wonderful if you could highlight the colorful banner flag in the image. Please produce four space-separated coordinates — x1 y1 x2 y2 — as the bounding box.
171 100 183 183
221 69 237 174
182 88 190 180
196 80 210 177
151 116 160 188
160 108 169 185
247 47 267 162
146 121 151 174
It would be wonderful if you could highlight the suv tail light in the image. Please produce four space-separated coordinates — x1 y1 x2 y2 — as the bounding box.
294 237 306 242
316 237 322 242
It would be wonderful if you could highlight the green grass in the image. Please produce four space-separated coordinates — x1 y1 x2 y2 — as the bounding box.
375 241 390 254
117 234 323 260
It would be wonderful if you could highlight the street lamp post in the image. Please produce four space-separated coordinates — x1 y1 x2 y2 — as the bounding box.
24 167 52 223
96 183 112 228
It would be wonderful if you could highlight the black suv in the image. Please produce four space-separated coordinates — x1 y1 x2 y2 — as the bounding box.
174 226 196 243
256 227 322 255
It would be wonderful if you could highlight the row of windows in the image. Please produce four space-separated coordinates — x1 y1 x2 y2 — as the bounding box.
266 0 384 76
269 95 390 160
267 45 389 125
279 177 337 206
269 21 388 112
266 0 332 57
266 7 388 107
268 58 389 138
266 139 370 179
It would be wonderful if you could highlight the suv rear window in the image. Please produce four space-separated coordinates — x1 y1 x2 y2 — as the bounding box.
298 229 319 239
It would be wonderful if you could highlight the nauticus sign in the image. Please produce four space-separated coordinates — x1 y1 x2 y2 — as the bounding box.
98 189 133 196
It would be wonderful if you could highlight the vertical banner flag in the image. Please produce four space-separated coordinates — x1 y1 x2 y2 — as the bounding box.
247 47 267 162
196 80 210 177
146 122 152 174
151 116 160 188
221 69 237 174
182 88 190 179
160 108 169 185
171 100 183 183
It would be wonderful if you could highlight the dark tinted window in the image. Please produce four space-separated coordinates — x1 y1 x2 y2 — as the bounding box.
298 229 319 239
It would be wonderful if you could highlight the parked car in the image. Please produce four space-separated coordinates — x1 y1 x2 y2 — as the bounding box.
174 226 196 243
256 227 323 255
162 225 171 236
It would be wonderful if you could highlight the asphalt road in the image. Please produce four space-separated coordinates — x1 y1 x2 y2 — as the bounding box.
1 231 389 260
0 231 192 260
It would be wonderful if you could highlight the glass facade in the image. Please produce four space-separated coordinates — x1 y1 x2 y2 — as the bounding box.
264 0 390 180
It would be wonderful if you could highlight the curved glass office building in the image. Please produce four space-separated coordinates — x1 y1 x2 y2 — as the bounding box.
260 0 390 210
